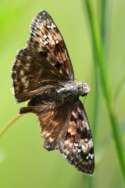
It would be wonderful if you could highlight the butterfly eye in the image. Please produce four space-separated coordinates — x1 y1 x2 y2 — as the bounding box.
77 82 90 96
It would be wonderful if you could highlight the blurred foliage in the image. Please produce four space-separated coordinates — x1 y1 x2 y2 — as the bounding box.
0 0 125 188
84 0 125 185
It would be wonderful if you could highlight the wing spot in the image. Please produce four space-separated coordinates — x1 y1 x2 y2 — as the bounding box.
59 69 63 74
74 143 79 147
43 131 50 137
20 70 24 76
15 60 21 67
43 40 49 45
84 138 88 143
47 22 56 30
82 121 89 129
55 40 59 44
68 123 76 135
24 81 29 88
48 137 54 142
24 63 31 70
80 140 89 153
43 34 48 39
88 139 93 148
26 56 32 60
64 139 73 148
21 76 27 83
86 153 94 160
77 107 82 114
72 111 77 119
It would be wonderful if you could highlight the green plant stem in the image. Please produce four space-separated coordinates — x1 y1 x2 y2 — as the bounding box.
0 113 22 137
84 0 125 181
93 0 108 141
93 0 108 138
100 0 107 50
89 1 108 187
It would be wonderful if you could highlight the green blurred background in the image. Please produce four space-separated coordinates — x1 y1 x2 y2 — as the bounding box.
0 0 125 188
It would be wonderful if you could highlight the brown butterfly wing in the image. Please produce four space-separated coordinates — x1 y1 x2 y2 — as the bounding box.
26 98 94 174
19 95 70 150
12 11 74 102
57 100 94 174
36 101 71 151
12 48 64 102
30 10 74 80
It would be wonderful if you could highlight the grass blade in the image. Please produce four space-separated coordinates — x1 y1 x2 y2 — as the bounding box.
84 0 125 181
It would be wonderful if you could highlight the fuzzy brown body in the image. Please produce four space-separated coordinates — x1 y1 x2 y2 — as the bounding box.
12 10 94 174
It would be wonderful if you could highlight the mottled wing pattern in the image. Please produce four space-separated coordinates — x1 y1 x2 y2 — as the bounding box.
12 11 74 102
57 101 94 174
30 11 74 80
28 98 94 174
12 48 64 102
36 102 71 151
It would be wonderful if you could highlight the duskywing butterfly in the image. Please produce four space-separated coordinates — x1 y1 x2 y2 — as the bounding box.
12 10 94 174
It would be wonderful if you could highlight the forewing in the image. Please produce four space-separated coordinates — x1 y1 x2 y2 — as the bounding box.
29 10 74 80
12 10 74 102
12 48 64 102
57 101 94 174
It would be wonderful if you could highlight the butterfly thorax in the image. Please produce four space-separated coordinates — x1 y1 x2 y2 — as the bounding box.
56 80 90 101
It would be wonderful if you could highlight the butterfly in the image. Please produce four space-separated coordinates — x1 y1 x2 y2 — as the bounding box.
12 10 94 174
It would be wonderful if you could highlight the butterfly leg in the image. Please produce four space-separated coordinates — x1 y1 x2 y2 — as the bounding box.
19 106 41 114
19 107 33 114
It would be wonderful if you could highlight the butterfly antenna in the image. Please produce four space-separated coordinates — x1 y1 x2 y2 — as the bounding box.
0 113 23 137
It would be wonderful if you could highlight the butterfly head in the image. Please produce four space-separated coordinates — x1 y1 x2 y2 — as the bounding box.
77 81 90 96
